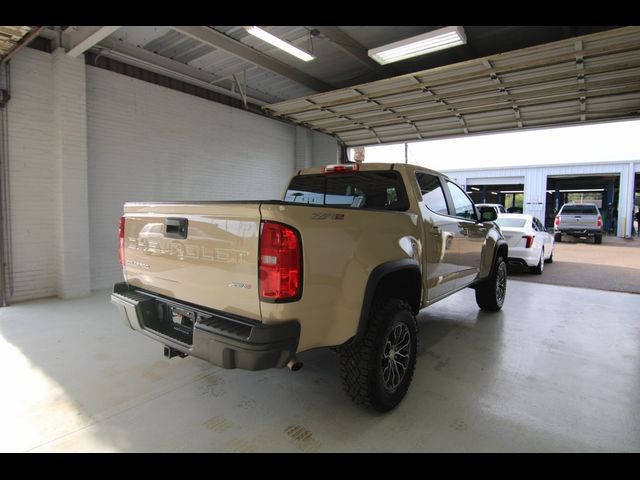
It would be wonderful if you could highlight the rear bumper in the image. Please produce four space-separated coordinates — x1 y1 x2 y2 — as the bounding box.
507 247 540 267
555 228 601 237
111 282 300 371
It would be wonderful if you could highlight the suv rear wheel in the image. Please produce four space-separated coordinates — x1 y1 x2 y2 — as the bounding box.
595 234 602 244
339 297 418 412
475 256 507 312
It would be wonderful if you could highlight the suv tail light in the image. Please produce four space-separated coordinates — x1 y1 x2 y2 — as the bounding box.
259 221 302 301
118 216 126 265
554 215 560 227
522 235 535 248
597 215 602 228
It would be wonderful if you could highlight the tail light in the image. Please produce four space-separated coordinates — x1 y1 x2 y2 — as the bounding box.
597 215 602 228
118 216 126 265
522 235 535 248
554 215 560 227
259 221 302 301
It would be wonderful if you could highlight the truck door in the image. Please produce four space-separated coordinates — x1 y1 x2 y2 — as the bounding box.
442 180 485 288
415 173 461 302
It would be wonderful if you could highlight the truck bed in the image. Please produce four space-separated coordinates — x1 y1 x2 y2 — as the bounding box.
120 199 420 351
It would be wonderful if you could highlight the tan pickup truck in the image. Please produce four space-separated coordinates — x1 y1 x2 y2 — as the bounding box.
112 163 508 411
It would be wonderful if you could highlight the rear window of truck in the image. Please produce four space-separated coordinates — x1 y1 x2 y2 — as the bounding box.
561 205 599 215
284 171 409 211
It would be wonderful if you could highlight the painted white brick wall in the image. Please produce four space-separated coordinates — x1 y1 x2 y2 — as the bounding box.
294 126 312 172
294 126 339 171
312 129 340 166
86 66 338 290
7 49 57 302
6 49 338 300
52 49 91 298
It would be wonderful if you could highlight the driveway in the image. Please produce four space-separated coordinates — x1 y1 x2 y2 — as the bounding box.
506 235 640 294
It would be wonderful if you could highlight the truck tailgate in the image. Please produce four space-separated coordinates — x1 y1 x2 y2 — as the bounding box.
560 214 598 229
122 202 261 320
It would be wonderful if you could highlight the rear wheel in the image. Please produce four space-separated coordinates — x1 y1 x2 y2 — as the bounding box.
595 234 602 244
531 250 544 274
475 256 507 312
545 250 554 263
339 297 418 412
554 233 562 242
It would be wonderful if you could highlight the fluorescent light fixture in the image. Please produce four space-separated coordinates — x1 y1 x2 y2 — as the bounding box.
470 187 480 191
368 26 467 65
244 26 315 62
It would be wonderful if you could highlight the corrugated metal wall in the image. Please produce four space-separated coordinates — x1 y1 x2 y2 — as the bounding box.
444 161 638 237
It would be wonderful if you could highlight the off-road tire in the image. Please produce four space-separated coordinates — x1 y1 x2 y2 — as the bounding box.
531 250 544 274
554 233 562 242
339 297 418 413
475 256 507 312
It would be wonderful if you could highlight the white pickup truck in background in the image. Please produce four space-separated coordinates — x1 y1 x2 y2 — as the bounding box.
554 203 603 244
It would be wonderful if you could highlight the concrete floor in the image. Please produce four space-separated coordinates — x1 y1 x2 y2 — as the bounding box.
1 281 639 452
510 235 640 294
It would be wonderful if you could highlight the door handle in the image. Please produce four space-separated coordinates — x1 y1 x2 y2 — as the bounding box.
165 217 189 239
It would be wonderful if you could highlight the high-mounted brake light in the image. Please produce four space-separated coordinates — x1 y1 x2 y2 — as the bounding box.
259 221 302 301
522 234 535 249
324 163 359 174
597 215 602 228
118 216 126 265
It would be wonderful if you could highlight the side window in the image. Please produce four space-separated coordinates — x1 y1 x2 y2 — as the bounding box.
415 173 448 215
445 180 476 220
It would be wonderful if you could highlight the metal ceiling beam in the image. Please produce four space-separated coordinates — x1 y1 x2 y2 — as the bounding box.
92 39 280 105
285 59 640 125
64 26 121 57
338 107 640 146
310 82 640 133
483 59 523 128
326 85 640 135
267 28 640 117
171 26 334 93
0 26 44 65
310 26 394 77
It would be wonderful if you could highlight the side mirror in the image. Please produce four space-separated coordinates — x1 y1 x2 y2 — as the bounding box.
478 206 497 222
